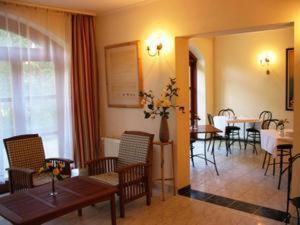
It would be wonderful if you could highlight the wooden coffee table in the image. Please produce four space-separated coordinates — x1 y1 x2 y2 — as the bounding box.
0 176 118 225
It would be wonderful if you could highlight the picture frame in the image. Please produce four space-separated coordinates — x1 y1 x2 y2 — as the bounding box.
105 41 143 108
286 48 294 111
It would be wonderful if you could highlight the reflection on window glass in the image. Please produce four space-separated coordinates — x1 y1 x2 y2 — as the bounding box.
23 62 56 97
0 29 40 48
25 98 58 134
0 61 12 99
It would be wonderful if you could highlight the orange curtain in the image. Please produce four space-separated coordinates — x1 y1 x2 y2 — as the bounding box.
71 15 100 168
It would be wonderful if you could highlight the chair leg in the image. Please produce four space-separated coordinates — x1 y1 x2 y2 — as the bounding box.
120 200 125 218
207 138 212 152
218 139 222 149
244 131 249 150
253 135 257 155
238 132 242 150
265 154 271 175
278 150 283 190
146 192 151 205
273 158 276 176
297 208 300 225
190 144 195 167
262 151 267 169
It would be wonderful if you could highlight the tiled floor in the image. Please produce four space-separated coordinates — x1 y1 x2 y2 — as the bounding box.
0 193 285 225
190 139 288 212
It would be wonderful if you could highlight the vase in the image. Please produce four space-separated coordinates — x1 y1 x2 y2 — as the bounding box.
159 116 169 143
279 128 284 137
49 175 58 197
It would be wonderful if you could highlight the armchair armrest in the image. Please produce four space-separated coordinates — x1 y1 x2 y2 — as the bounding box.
118 163 150 185
85 157 118 176
7 167 36 175
6 167 36 193
45 158 73 176
46 158 74 164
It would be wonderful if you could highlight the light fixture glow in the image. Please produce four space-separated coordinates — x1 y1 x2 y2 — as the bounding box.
258 51 275 75
146 31 171 57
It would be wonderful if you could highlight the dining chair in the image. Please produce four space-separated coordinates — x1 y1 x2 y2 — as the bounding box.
190 113 201 166
244 111 272 154
261 119 280 169
86 131 154 218
207 113 224 152
286 153 300 225
264 144 292 190
3 134 73 193
218 108 242 152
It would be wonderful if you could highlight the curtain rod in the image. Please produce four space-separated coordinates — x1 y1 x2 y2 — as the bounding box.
1 0 97 16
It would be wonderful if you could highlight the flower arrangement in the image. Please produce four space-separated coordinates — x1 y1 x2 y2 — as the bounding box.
277 119 289 130
39 161 65 180
139 77 185 119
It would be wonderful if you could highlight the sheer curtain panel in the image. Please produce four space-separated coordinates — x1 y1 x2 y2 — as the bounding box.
0 3 73 182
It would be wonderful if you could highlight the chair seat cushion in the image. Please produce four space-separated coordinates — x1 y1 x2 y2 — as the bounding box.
226 126 240 131
33 173 69 186
246 128 260 133
89 172 119 186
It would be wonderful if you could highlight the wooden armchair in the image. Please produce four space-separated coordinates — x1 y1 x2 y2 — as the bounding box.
3 134 73 193
86 131 154 218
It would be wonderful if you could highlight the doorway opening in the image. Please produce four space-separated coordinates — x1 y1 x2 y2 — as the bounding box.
187 24 294 214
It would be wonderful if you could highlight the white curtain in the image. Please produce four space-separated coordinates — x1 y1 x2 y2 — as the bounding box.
0 3 72 182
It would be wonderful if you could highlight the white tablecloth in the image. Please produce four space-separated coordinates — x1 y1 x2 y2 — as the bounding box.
260 129 293 158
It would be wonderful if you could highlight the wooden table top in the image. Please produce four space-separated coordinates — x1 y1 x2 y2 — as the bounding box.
0 176 118 225
190 125 222 134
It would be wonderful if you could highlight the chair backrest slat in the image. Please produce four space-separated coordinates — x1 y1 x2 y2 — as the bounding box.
117 131 154 169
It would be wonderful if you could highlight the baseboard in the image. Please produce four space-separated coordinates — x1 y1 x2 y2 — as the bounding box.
177 185 191 195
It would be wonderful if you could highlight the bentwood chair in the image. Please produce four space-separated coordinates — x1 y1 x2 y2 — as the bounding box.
264 144 292 190
218 108 242 152
286 153 300 225
261 119 280 168
244 111 272 154
190 113 201 166
3 134 73 193
86 131 154 218
207 113 224 152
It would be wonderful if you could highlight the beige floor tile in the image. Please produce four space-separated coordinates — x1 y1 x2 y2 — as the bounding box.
191 141 287 211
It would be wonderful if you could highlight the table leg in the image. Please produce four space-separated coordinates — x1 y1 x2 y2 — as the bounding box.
77 209 82 217
160 145 165 201
204 133 208 165
171 141 176 195
243 122 246 149
212 134 219 176
110 194 116 225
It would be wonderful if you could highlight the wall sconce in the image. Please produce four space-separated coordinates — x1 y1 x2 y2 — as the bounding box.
147 41 163 57
260 57 270 75
258 51 275 75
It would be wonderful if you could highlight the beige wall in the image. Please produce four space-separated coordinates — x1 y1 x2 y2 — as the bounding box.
214 27 294 126
189 38 214 123
96 0 300 192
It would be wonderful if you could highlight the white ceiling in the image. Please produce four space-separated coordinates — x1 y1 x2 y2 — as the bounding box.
17 0 154 14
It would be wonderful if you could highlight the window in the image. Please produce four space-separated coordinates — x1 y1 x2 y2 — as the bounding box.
0 13 72 182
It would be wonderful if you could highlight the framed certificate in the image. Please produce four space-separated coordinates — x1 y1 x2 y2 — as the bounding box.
105 41 143 108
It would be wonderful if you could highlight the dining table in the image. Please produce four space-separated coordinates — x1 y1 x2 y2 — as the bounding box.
190 125 222 175
260 128 293 158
